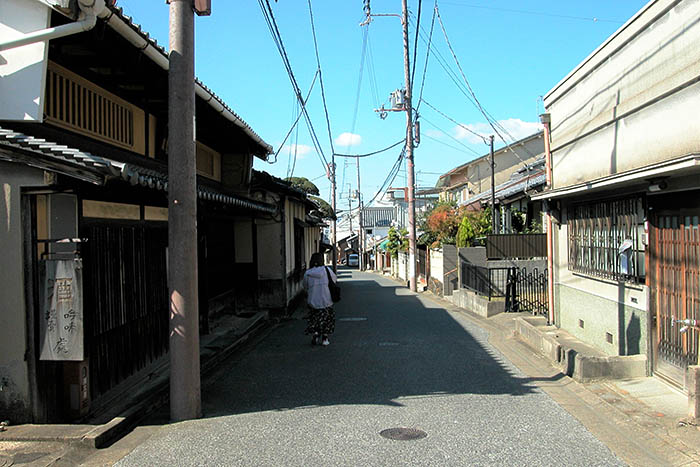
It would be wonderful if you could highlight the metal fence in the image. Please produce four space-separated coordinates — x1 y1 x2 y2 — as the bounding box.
460 262 509 300
505 267 548 316
486 234 546 259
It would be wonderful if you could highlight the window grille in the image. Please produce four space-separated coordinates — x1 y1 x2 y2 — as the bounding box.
568 197 644 283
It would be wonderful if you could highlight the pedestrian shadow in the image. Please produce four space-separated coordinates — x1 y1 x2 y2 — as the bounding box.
197 273 543 419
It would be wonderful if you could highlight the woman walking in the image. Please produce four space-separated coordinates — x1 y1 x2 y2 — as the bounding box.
303 252 337 346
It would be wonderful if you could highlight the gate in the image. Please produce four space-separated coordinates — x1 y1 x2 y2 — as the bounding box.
81 224 169 399
649 211 700 386
505 267 548 316
417 247 427 280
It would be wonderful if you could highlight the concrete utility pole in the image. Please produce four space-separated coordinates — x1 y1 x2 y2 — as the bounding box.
490 135 496 234
347 184 353 234
168 0 201 421
331 160 337 272
356 158 364 271
402 0 417 292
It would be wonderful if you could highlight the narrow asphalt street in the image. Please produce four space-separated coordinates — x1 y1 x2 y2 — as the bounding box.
113 268 622 466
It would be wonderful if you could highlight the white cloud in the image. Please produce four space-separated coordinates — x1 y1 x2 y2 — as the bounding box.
334 132 362 147
454 119 542 144
281 144 312 159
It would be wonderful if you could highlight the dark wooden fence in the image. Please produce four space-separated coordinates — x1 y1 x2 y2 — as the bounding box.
486 234 546 259
82 223 169 400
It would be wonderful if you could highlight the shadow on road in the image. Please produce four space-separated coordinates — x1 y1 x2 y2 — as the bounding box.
194 269 540 419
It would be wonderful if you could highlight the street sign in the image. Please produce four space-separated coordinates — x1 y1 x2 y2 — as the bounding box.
194 0 211 16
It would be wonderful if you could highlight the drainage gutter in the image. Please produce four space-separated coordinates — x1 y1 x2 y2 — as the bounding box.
0 0 106 52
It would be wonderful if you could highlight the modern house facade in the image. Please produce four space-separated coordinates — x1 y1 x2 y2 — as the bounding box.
534 0 700 391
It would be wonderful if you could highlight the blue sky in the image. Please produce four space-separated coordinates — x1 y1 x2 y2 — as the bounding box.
116 0 647 209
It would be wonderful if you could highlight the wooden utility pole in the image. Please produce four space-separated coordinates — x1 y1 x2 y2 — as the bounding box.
401 0 417 292
168 0 202 421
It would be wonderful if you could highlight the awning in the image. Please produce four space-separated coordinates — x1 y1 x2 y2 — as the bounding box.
532 154 700 201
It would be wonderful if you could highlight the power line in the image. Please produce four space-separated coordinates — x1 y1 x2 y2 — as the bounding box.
258 0 330 171
421 98 488 144
422 133 476 155
274 70 319 164
366 148 405 206
307 0 335 159
410 0 422 86
420 115 480 156
415 0 436 110
434 3 532 167
342 24 371 193
334 139 406 158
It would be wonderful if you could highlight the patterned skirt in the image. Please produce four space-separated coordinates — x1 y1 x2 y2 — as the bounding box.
304 306 335 336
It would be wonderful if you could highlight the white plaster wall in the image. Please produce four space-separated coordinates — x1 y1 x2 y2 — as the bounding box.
234 219 254 263
398 252 407 281
430 249 443 282
0 0 50 121
256 219 283 280
546 0 700 189
0 162 45 417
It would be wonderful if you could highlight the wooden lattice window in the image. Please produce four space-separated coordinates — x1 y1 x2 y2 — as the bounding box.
568 197 645 283
195 141 221 181
44 61 146 153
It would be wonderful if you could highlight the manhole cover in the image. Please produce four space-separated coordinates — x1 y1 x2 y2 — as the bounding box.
379 428 427 441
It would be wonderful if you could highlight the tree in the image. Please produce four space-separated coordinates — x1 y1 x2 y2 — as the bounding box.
309 195 336 220
387 226 408 259
285 176 320 195
456 208 492 247
424 201 461 247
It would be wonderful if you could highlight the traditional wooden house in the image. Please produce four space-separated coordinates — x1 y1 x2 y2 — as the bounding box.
0 0 279 422
250 171 324 313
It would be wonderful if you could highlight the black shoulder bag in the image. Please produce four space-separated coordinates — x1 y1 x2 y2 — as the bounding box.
325 266 341 303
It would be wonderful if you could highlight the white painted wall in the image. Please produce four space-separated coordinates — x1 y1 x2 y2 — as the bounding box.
0 0 50 121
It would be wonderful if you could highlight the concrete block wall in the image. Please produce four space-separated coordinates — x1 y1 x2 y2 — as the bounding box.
445 289 504 318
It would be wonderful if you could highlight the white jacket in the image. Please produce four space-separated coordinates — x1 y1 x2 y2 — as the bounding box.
303 266 337 309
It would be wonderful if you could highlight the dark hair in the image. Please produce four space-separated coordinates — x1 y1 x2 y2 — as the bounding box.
309 252 324 268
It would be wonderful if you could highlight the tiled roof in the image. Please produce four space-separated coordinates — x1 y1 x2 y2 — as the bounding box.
0 127 275 214
459 170 546 207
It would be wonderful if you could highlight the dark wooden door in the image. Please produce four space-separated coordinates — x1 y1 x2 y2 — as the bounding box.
649 206 700 388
